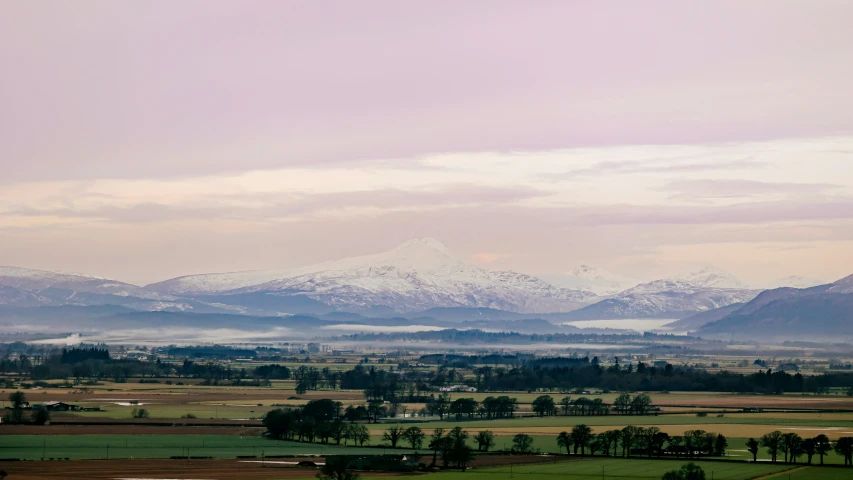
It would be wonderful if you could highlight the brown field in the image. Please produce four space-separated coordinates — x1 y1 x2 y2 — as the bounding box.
0 458 332 480
0 424 264 435
0 455 557 480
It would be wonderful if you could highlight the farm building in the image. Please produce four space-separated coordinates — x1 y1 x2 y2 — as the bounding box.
40 401 81 411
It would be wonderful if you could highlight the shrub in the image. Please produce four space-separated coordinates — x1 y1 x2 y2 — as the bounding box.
131 408 150 419
662 463 705 480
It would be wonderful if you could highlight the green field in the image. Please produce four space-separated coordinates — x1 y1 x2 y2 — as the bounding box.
378 414 853 430
60 402 270 420
771 466 853 479
432 458 795 480
0 435 416 460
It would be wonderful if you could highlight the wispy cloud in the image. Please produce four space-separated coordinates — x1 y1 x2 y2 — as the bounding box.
2 185 546 225
658 179 844 202
560 158 767 178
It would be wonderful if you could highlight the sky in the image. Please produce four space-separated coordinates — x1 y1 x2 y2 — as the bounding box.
1 1 852 287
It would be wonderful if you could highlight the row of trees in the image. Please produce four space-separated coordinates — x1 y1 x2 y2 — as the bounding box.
468 361 851 394
531 393 653 416
426 395 520 420
552 426 726 458
751 431 853 465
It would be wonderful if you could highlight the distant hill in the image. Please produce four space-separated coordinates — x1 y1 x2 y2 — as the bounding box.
663 303 747 331
698 293 853 338
697 274 853 339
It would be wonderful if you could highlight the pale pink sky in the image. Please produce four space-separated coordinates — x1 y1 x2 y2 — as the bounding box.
1 1 852 285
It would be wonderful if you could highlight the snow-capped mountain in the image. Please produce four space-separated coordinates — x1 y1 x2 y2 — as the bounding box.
0 266 218 312
147 238 600 314
542 265 640 296
560 266 759 320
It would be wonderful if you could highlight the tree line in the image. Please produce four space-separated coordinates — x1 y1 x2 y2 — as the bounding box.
468 360 851 394
751 431 853 466
542 426 729 458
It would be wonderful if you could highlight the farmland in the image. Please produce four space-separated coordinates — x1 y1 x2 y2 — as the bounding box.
5 348 853 480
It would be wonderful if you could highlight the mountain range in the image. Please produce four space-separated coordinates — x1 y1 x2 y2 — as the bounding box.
0 239 844 333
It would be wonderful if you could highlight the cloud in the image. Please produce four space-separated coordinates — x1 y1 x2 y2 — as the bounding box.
550 159 767 180
1 184 546 225
556 199 853 226
658 179 844 201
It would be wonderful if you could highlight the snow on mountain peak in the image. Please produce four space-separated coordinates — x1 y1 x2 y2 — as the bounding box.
544 265 639 296
673 265 748 289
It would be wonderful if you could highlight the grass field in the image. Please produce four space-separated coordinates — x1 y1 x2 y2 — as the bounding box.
0 435 416 460
768 466 853 479
431 458 795 480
